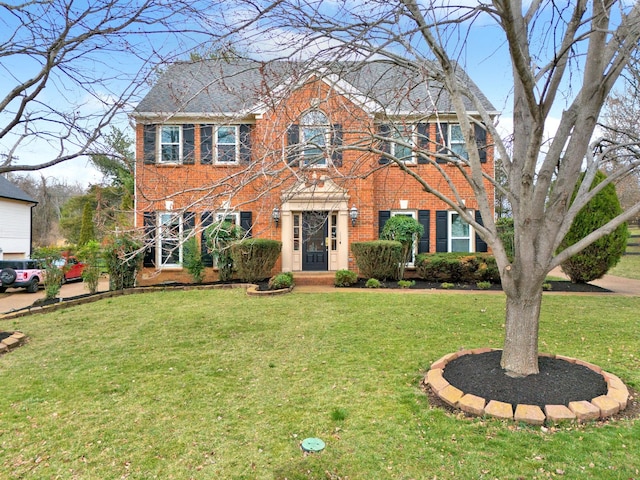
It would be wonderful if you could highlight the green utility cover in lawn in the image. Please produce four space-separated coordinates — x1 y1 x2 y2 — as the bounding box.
301 437 325 452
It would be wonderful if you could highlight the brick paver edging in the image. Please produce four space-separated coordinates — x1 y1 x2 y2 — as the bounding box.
425 348 630 425
0 331 27 355
0 283 293 320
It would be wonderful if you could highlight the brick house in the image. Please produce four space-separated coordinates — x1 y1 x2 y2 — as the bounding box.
132 59 495 284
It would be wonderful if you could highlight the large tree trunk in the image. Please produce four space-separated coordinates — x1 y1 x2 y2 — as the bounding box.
501 285 543 376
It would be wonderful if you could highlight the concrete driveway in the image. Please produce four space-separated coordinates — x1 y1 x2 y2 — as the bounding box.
0 277 110 315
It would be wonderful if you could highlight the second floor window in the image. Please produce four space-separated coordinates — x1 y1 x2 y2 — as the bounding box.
301 110 329 167
391 125 416 164
160 126 182 163
216 126 238 163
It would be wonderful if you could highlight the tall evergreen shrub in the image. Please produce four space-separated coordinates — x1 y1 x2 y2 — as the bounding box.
351 240 402 280
559 170 629 283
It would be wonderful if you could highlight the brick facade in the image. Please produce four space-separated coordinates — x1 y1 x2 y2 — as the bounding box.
134 64 495 284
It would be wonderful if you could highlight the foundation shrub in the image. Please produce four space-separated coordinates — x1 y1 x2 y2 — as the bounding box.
351 240 402 280
416 253 500 283
335 269 358 287
231 239 282 282
268 272 293 290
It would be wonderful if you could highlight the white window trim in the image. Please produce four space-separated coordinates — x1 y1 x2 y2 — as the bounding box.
391 124 417 164
215 125 240 164
158 212 183 267
391 210 418 266
158 125 183 164
447 210 473 253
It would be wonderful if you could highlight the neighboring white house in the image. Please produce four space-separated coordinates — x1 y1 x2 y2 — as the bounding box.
0 176 37 260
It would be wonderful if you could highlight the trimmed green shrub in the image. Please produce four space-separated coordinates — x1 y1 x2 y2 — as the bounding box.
351 240 402 280
380 215 424 279
559 170 629 283
268 272 293 290
104 234 144 290
365 278 381 288
416 252 500 283
183 236 205 284
231 238 282 282
335 269 358 287
476 281 492 290
397 279 415 288
441 282 455 289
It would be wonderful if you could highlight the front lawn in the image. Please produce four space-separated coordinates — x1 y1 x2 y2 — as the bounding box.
1 289 639 478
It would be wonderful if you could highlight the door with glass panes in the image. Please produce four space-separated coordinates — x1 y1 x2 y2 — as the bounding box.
301 211 328 271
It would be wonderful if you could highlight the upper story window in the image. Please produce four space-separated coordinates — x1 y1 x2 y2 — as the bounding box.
377 122 487 165
287 111 342 168
390 125 416 164
143 123 251 166
201 125 242 164
160 126 182 163
301 110 329 167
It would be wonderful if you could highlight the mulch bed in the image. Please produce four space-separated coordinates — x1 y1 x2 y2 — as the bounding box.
348 279 610 293
443 350 608 409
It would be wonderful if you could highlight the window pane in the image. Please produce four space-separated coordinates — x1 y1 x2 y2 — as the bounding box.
218 145 236 163
161 126 180 143
161 145 179 162
451 239 470 252
450 124 464 142
451 214 470 237
301 110 328 125
217 126 236 144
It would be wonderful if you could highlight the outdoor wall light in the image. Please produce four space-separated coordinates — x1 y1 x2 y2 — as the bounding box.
349 205 358 226
272 206 281 226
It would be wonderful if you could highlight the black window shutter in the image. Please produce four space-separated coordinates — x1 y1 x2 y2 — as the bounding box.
418 210 431 253
475 210 488 252
435 210 448 252
240 211 253 237
183 124 195 164
239 124 252 163
417 123 429 164
200 125 213 165
474 124 487 163
184 211 196 232
287 124 300 166
143 125 156 164
200 211 214 267
143 212 156 267
332 123 343 167
378 124 391 164
378 210 391 238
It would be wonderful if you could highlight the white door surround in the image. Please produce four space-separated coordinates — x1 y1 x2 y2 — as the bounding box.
279 176 350 272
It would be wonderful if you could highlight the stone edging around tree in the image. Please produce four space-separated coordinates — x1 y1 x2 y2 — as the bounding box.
424 348 630 425
0 283 293 320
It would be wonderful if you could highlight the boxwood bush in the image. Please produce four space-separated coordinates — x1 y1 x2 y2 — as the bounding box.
335 269 358 287
351 240 402 280
231 238 282 282
416 253 500 283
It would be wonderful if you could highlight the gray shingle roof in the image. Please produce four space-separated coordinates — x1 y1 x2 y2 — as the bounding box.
134 58 495 118
0 176 37 204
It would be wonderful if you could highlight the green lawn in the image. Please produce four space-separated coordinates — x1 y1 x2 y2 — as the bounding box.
1 289 639 479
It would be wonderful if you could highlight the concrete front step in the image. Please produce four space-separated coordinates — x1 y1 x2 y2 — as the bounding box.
293 272 336 286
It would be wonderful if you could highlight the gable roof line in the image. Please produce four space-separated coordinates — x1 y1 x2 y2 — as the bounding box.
0 176 37 205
